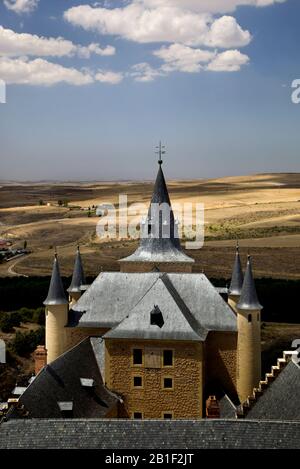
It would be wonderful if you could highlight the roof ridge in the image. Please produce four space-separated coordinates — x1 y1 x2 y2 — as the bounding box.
160 273 207 339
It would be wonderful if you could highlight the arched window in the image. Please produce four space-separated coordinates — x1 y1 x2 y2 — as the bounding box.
248 314 252 323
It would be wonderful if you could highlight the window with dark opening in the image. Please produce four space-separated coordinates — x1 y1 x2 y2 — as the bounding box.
163 350 173 367
163 413 173 419
133 412 143 419
133 376 142 387
150 305 164 328
133 348 143 365
248 314 252 323
163 377 173 389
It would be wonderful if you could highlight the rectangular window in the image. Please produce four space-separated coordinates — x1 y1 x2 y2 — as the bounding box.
163 377 173 389
163 350 173 367
133 412 143 419
133 376 143 388
133 348 143 365
162 413 173 419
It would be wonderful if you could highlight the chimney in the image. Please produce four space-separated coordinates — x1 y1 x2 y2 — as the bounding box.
34 345 47 375
206 395 220 419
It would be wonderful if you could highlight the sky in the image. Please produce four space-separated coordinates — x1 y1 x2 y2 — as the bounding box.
0 0 299 181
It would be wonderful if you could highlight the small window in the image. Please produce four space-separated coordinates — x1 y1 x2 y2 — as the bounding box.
133 349 143 365
163 377 173 389
248 314 252 323
163 413 173 419
163 350 173 367
133 412 143 419
257 313 260 321
133 376 143 387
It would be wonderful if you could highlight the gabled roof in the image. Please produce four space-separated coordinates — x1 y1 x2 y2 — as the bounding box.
237 256 262 310
120 163 194 264
1 419 300 449
11 337 118 419
69 272 237 333
228 245 243 296
67 246 86 293
44 254 68 306
104 275 206 341
247 361 300 421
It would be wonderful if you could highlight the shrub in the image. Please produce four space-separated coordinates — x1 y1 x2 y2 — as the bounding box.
0 312 21 333
12 327 45 356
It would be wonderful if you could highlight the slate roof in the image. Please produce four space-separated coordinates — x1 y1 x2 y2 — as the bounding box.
1 419 300 449
247 361 300 421
237 256 262 310
44 254 68 306
70 272 237 334
10 337 118 419
228 245 243 296
104 274 206 341
219 394 237 419
120 164 194 264
67 246 86 293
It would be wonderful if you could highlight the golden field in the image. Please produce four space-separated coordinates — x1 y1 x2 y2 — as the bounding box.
0 172 299 279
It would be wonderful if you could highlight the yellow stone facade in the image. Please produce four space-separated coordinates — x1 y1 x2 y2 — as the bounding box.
236 308 261 403
45 304 68 364
105 339 203 418
120 261 193 273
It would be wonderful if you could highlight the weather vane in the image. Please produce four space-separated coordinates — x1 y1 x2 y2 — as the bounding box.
155 141 166 165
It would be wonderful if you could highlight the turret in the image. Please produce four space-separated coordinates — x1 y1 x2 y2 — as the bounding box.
236 256 262 403
228 242 243 313
119 143 194 273
44 253 68 363
67 246 86 308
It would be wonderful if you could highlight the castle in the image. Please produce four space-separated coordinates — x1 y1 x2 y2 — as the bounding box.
27 157 264 420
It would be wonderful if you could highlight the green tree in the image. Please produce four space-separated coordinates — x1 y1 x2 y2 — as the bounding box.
12 327 45 356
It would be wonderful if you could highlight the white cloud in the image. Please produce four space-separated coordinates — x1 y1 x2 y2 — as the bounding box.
154 43 215 73
130 62 164 82
3 0 39 14
206 49 249 71
136 0 287 14
64 4 251 48
204 16 251 48
0 56 94 85
0 26 115 58
95 69 123 84
77 43 116 58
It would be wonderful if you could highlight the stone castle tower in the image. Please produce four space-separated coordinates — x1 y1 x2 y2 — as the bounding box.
236 256 262 403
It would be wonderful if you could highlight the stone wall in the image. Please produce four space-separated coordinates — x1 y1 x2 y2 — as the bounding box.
64 327 109 351
105 339 203 419
119 261 193 273
205 331 237 398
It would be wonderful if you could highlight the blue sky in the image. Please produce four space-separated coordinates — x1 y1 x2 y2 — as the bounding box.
0 0 299 181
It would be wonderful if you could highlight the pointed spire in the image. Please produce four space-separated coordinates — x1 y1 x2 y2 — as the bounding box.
67 245 86 293
44 253 68 305
237 256 262 310
228 241 244 296
120 157 194 264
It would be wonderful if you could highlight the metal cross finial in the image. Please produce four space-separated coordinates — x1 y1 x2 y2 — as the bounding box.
155 141 166 165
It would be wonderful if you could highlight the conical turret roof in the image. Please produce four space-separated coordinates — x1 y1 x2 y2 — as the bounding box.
120 161 194 264
67 246 86 293
44 254 68 306
237 256 262 310
228 243 244 296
